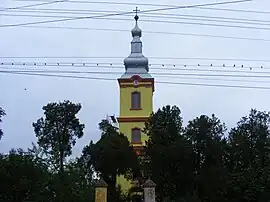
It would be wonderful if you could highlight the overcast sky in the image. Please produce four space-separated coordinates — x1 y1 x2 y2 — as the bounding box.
0 0 270 156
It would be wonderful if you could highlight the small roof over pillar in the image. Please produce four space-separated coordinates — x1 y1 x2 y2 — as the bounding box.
143 178 156 188
95 178 108 188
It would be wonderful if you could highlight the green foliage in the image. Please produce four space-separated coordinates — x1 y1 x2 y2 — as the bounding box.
0 148 95 202
184 114 228 201
144 105 194 201
3 101 270 202
228 109 270 170
0 107 6 140
82 120 138 180
144 105 183 145
144 108 229 201
115 185 131 202
0 148 51 202
33 100 85 174
59 159 95 202
226 109 270 202
81 119 138 201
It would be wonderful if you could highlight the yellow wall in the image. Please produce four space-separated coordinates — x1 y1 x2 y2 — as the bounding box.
119 84 153 117
119 122 148 146
117 80 154 194
95 187 107 202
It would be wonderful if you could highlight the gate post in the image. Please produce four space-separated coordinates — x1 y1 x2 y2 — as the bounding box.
143 178 156 202
95 178 108 202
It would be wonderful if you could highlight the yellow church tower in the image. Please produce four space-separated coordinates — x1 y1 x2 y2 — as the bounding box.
116 12 154 192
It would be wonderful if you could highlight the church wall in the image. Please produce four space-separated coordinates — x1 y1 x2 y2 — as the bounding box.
119 85 153 117
116 14 155 195
118 122 148 145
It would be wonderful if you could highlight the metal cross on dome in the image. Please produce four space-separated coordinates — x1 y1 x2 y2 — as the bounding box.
133 7 140 21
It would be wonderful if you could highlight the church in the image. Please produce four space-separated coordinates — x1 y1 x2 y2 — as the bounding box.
116 12 155 192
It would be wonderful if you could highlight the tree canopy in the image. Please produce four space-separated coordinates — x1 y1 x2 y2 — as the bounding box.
33 100 85 174
81 119 138 201
1 101 270 202
0 107 6 140
0 149 50 202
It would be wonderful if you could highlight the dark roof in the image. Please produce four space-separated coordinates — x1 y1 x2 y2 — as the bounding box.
143 179 156 188
95 178 108 188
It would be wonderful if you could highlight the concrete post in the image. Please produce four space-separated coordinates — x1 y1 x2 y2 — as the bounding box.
143 178 156 202
95 178 108 202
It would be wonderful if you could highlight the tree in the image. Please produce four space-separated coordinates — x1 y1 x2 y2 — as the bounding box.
33 100 85 176
81 120 138 201
144 105 183 146
0 107 6 140
57 159 95 202
228 109 270 171
226 109 270 202
184 114 228 201
143 105 194 201
0 149 51 202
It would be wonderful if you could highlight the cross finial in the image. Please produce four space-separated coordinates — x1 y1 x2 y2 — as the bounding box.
133 7 140 21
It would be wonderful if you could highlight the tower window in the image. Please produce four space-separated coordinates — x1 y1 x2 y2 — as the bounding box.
131 128 141 143
131 91 141 109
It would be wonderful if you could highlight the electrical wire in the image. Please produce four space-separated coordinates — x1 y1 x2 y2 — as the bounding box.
3 8 270 24
4 67 270 84
3 69 270 78
2 70 270 90
1 57 270 62
0 63 267 72
7 25 269 42
0 0 252 27
0 0 65 11
11 0 252 8
1 8 269 40
0 11 133 27
13 0 268 15
14 0 270 15
4 12 270 31
2 13 270 27
196 7 270 15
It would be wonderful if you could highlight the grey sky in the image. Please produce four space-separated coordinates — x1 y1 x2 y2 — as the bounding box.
0 0 270 156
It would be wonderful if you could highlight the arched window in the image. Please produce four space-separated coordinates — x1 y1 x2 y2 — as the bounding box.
132 128 141 143
131 91 141 109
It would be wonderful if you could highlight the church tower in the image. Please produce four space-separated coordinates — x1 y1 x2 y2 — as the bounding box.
117 11 155 192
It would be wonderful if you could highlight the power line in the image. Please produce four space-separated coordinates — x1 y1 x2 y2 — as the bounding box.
62 18 270 31
3 8 270 24
0 62 267 71
8 25 269 42
0 10 133 27
3 68 270 78
0 0 252 27
4 12 270 31
0 0 65 11
0 67 265 75
12 0 190 7
2 13 270 27
4 67 270 84
14 0 270 15
196 7 270 15
2 9 269 40
2 70 270 90
1 57 270 62
12 0 252 9
14 0 268 15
